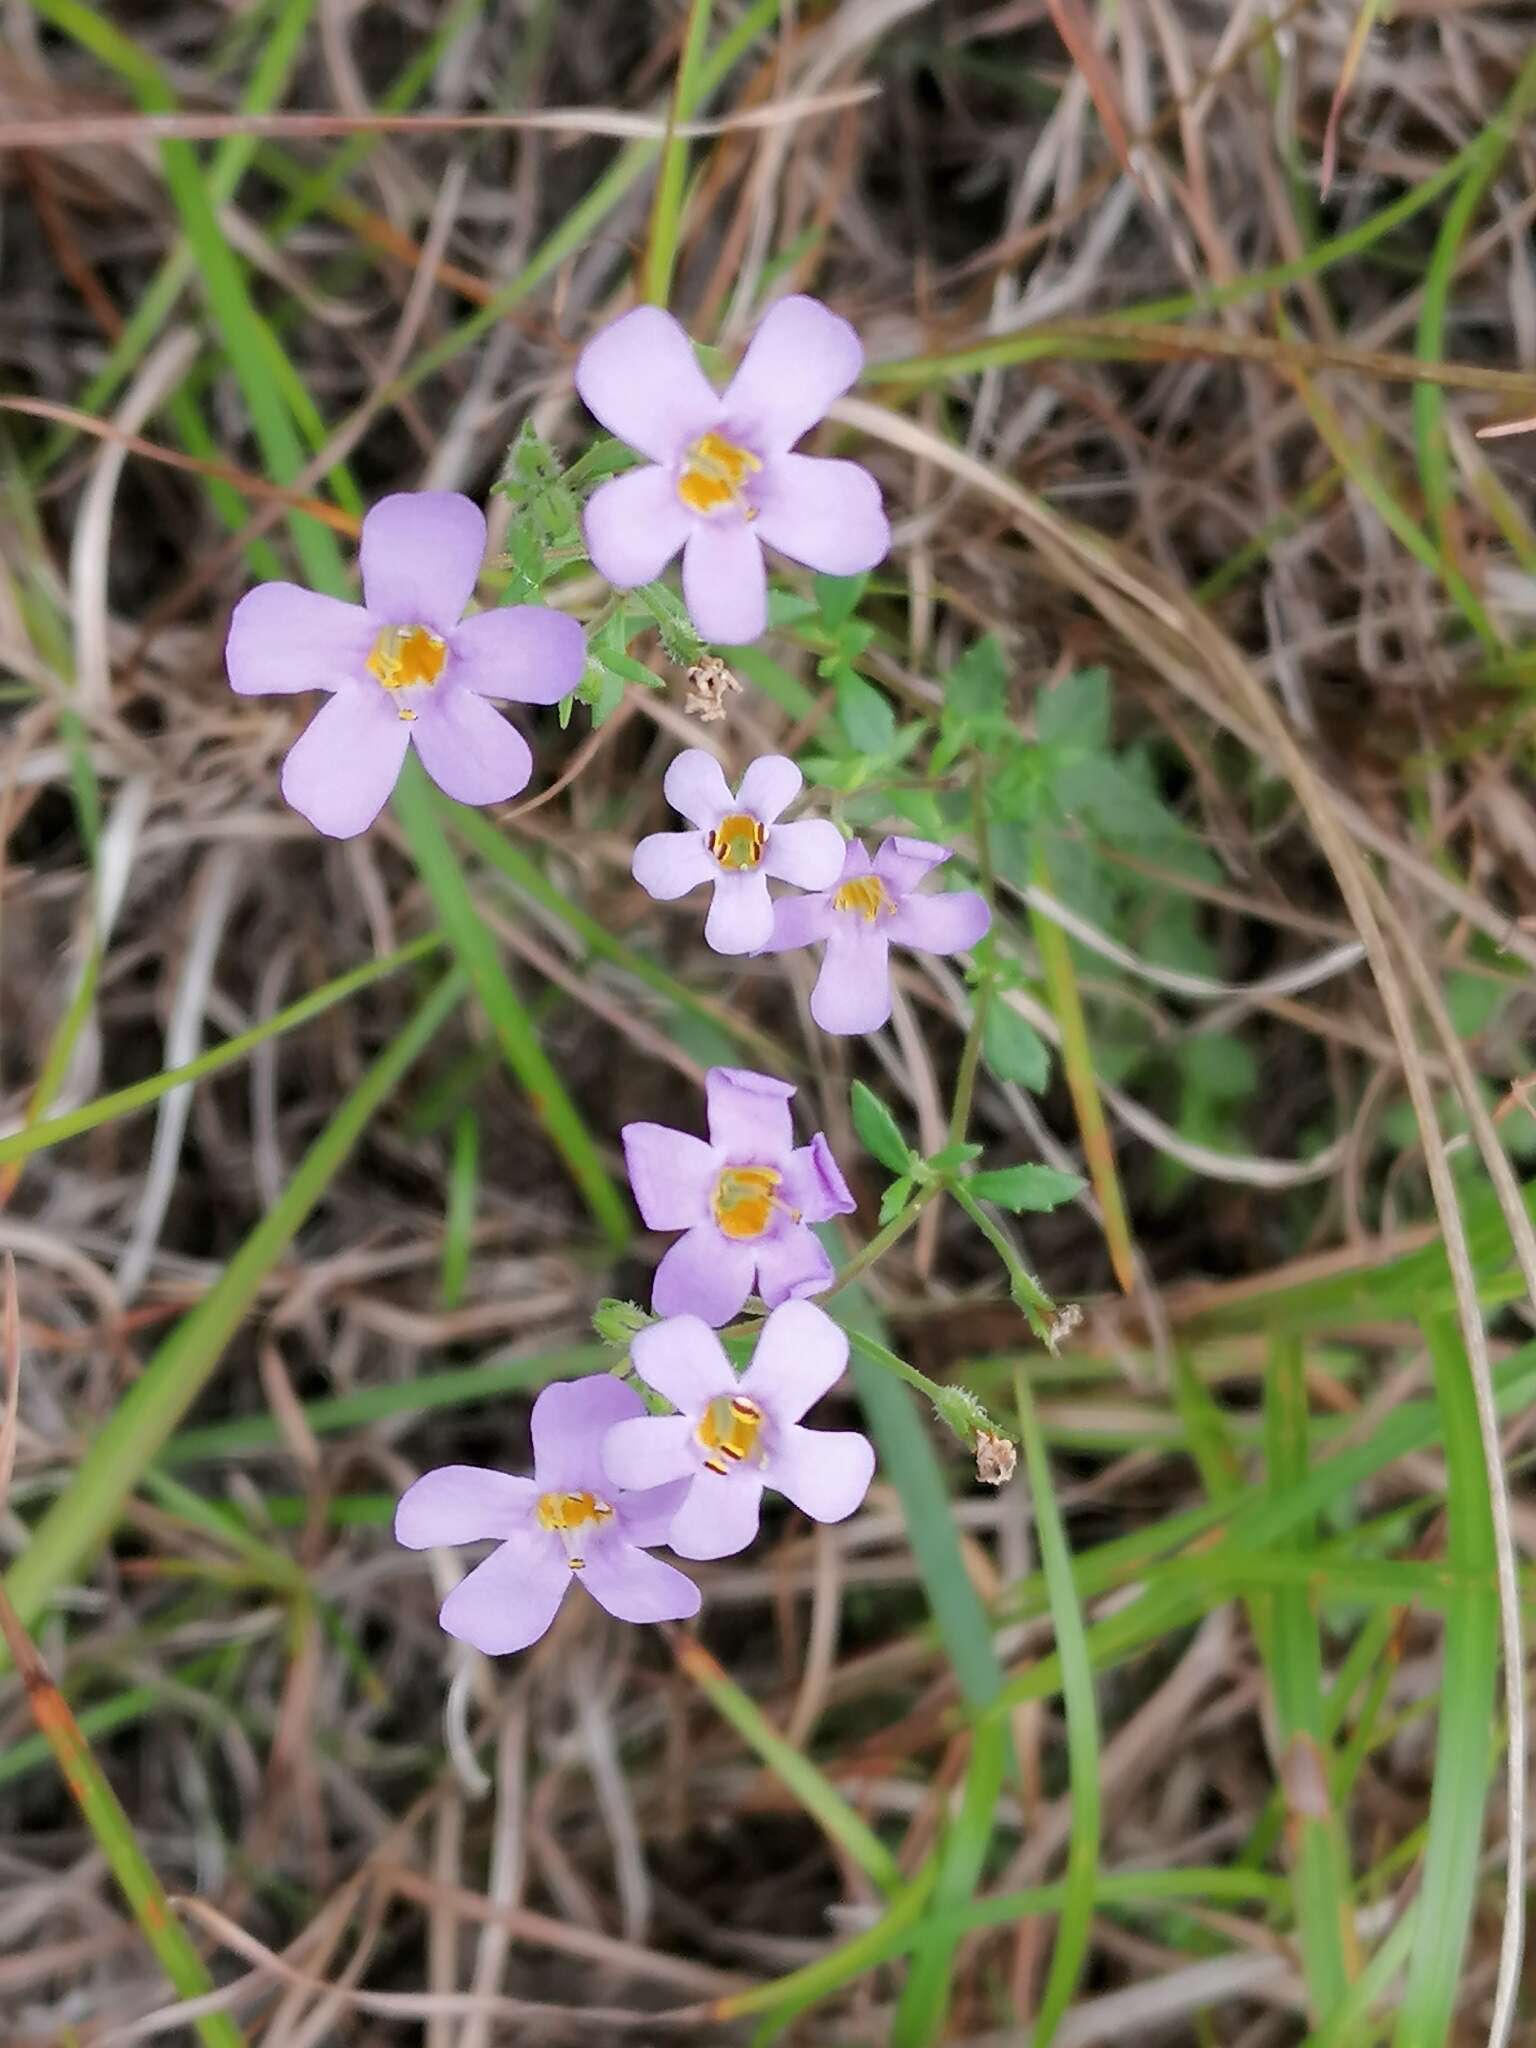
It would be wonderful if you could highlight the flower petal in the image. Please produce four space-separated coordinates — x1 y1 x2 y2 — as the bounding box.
762 818 845 890
621 1123 717 1229
582 1539 700 1623
411 689 533 808
768 1424 874 1525
653 1226 757 1326
734 753 801 824
682 521 768 645
360 492 485 635
705 1067 794 1165
603 1414 698 1492
752 1223 835 1309
888 889 991 956
280 690 411 839
395 1466 537 1548
741 1298 849 1422
756 890 834 955
532 1375 645 1494
583 467 692 588
439 1529 568 1655
874 835 950 895
448 606 584 705
632 830 716 902
811 928 892 1034
782 1134 856 1221
664 749 734 828
630 1313 735 1414
226 584 374 697
575 306 721 465
615 1476 693 1548
720 296 864 453
666 1471 765 1560
754 455 889 577
705 872 773 955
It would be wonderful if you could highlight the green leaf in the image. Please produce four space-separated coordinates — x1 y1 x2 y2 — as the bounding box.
944 634 1010 721
835 667 896 755
878 1174 916 1226
1037 665 1110 754
925 1140 983 1174
968 1163 1085 1212
851 1081 913 1174
814 571 868 628
592 1299 654 1345
983 1005 1051 1091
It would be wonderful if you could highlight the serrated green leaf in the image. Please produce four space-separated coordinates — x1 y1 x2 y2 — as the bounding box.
835 668 896 755
1037 666 1110 754
945 634 1010 720
814 571 868 628
968 1163 1085 1212
983 1005 1051 1091
851 1081 913 1174
925 1140 983 1174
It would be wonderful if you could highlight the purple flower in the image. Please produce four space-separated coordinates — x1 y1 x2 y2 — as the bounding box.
633 749 844 954
575 296 890 645
759 834 991 1036
603 1300 874 1560
623 1066 856 1328
227 491 584 839
394 1377 698 1655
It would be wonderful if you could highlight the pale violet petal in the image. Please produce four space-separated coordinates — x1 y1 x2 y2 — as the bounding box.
653 1226 757 1326
410 689 532 807
438 1529 568 1654
740 1298 849 1423
581 1540 700 1623
753 454 889 576
810 928 892 1034
762 818 845 890
630 1313 735 1414
603 1414 698 1492
704 871 773 955
632 830 716 901
752 1224 835 1310
873 835 950 894
664 749 734 828
583 467 692 588
767 1425 874 1525
395 1467 537 1548
279 691 410 839
705 1068 794 1165
575 307 721 464
448 607 584 705
621 1123 717 1230
531 1375 645 1494
226 584 374 697
360 492 485 635
719 296 863 453
733 754 801 824
888 889 991 956
665 1471 765 1560
782 1134 855 1221
681 522 768 646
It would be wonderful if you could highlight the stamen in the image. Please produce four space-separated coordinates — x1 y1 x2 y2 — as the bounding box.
368 624 447 694
536 1489 615 1571
711 1164 792 1241
696 1393 766 1476
832 874 894 922
704 811 765 871
677 430 762 518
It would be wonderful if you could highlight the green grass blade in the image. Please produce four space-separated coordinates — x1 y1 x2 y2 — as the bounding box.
1264 1336 1355 2019
1014 1364 1102 2047
0 971 464 1664
644 0 716 307
392 767 629 1249
0 936 441 1167
1391 1315 1500 2048
893 1719 1008 2044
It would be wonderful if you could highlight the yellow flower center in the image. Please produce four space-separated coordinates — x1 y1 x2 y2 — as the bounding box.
367 624 447 723
706 811 765 871
711 1164 784 1241
677 430 762 518
535 1489 614 1571
696 1393 766 1475
832 874 894 921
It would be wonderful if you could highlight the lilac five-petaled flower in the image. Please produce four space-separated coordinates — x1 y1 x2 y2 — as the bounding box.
227 491 584 838
760 835 991 1035
603 1300 875 1560
394 1378 698 1656
575 295 890 645
623 1066 855 1327
633 749 844 954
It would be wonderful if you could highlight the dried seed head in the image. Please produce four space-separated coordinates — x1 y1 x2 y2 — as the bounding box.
974 1431 1018 1488
685 656 743 723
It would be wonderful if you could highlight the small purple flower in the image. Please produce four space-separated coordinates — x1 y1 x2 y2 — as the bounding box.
632 749 844 954
227 491 584 839
394 1377 698 1655
575 295 890 645
603 1300 874 1560
623 1066 856 1328
759 835 991 1036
